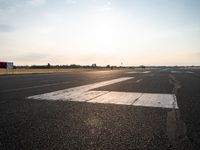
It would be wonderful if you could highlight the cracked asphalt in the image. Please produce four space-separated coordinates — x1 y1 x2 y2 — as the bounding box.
0 69 200 150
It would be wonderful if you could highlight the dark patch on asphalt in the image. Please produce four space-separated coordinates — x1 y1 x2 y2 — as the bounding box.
171 73 200 149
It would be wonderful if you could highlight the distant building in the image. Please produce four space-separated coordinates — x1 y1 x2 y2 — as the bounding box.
0 62 14 69
92 64 97 67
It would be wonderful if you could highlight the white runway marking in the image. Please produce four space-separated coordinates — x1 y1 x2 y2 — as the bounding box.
171 71 181 73
134 93 178 109
28 77 133 100
127 71 151 74
136 79 143 83
186 71 194 74
127 71 138 74
142 71 151 73
28 77 178 109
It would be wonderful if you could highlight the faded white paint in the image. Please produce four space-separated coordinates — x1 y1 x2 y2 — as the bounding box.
171 71 181 73
28 77 178 109
89 92 142 105
136 79 143 83
134 93 178 109
142 71 151 73
127 71 151 74
186 71 194 74
28 77 133 101
127 71 138 74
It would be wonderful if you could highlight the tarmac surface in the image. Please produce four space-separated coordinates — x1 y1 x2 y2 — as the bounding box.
0 68 200 150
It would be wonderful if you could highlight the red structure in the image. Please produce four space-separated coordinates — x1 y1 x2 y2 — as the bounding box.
0 62 13 69
0 62 7 68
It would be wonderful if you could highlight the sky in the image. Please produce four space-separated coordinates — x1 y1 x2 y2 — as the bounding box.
0 0 200 66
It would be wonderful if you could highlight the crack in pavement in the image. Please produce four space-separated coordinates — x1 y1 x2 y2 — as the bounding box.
131 93 143 105
167 74 193 149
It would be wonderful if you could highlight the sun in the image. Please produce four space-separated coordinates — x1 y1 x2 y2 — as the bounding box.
84 12 123 52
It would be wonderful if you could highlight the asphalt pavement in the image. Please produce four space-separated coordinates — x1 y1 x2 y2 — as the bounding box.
0 69 200 150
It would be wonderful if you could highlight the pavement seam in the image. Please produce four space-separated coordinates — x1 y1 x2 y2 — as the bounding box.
167 74 192 149
85 91 110 102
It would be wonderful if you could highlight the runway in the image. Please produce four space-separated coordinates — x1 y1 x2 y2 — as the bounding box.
0 69 200 149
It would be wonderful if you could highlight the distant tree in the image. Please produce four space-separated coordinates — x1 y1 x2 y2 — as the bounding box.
106 65 110 68
70 64 81 68
139 65 145 69
47 63 51 68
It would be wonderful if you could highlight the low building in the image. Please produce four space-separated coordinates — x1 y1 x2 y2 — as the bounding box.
92 64 97 67
0 62 14 69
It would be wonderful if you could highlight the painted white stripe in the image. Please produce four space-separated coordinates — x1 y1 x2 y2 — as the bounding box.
136 79 143 83
28 77 134 100
171 71 181 73
142 71 151 73
186 71 194 74
88 91 178 109
127 71 151 74
127 71 138 74
134 93 178 109
89 91 142 105
28 77 178 109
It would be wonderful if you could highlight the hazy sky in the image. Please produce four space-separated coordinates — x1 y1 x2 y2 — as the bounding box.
1 0 200 66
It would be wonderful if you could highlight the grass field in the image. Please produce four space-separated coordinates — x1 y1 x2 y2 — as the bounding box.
0 68 121 75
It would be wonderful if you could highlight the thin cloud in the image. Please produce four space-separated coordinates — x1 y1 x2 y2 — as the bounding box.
0 24 15 32
98 0 113 12
66 0 77 4
99 6 113 12
107 0 111 6
0 0 46 12
14 52 50 62
27 0 46 6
